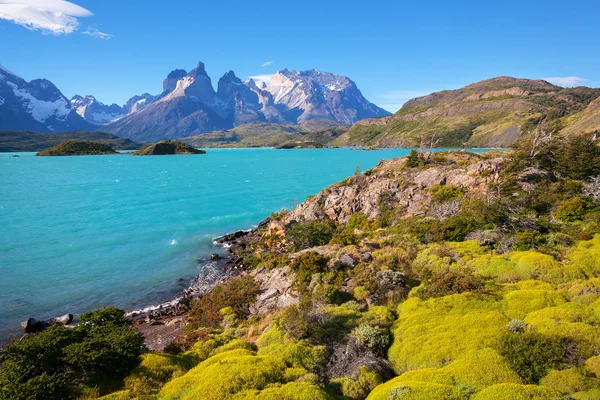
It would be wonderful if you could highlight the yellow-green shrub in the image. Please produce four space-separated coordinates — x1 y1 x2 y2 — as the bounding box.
585 356 600 378
540 368 595 394
123 353 188 397
256 326 326 372
503 290 568 319
472 383 561 400
231 382 329 400
330 366 382 399
388 294 507 372
506 251 582 283
389 349 521 392
568 235 600 277
524 303 600 358
158 349 286 400
366 379 468 400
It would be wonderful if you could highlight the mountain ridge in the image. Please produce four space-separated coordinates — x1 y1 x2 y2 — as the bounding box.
335 76 600 148
105 61 389 141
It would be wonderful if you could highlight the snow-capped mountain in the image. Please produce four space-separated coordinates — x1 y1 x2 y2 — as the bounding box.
0 61 388 140
264 69 389 125
0 64 92 132
107 61 389 141
70 95 125 125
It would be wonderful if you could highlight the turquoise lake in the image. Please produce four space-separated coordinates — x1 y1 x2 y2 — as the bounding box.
0 148 492 338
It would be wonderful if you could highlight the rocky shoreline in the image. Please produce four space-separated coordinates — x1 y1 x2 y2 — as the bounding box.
6 221 268 351
131 223 266 350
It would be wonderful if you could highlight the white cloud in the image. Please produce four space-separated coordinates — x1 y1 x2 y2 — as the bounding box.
83 24 112 40
247 74 274 86
262 61 273 67
0 0 92 35
374 90 432 113
542 76 588 87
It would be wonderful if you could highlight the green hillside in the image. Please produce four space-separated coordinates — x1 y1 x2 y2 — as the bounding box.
334 77 600 148
181 120 348 148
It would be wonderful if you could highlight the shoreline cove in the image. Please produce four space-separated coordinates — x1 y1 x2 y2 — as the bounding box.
0 148 497 346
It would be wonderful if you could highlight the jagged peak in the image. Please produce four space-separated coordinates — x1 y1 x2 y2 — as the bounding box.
166 69 187 80
188 61 208 77
220 70 241 82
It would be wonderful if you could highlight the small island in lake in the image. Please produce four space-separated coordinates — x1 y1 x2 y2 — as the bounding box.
134 140 206 155
36 141 118 156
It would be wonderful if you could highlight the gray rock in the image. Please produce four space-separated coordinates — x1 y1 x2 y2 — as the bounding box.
21 318 46 333
339 254 358 268
48 313 73 325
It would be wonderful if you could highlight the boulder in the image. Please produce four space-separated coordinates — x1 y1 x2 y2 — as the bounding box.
48 313 73 326
339 254 358 268
21 318 46 333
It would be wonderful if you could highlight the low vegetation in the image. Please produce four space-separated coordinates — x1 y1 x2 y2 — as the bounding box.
36 141 118 156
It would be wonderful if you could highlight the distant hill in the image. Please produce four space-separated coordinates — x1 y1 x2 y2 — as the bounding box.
181 120 348 148
0 130 142 152
334 76 600 148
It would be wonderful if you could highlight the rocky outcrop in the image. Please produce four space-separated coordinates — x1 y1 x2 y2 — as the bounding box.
21 313 74 333
286 152 504 224
249 265 298 316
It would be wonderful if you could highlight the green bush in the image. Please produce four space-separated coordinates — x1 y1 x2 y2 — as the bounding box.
506 319 527 333
429 184 464 203
0 307 144 399
350 324 390 355
286 220 335 249
406 149 420 168
330 229 359 246
188 275 260 330
289 252 330 286
513 231 545 251
415 269 487 299
496 332 572 384
556 197 594 222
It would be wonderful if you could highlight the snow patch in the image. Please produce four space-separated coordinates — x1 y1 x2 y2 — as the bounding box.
8 81 71 123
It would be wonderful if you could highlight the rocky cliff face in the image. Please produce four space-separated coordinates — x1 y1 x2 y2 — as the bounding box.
335 76 600 148
285 151 504 224
0 65 93 132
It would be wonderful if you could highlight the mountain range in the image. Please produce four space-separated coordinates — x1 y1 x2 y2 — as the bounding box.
0 61 389 142
3 62 600 148
0 65 93 133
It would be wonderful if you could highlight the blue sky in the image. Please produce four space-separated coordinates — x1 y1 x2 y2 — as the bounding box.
1 0 599 112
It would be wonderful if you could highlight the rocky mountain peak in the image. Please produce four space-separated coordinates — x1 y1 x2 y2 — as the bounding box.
163 69 187 93
217 71 245 103
188 61 208 78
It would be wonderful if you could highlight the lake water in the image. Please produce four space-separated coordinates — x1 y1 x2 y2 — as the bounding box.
0 148 492 338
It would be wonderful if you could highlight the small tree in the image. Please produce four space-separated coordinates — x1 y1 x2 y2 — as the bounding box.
406 149 420 168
